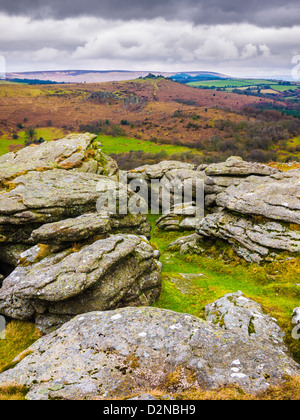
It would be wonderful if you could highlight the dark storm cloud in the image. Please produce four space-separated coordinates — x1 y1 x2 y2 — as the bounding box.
1 0 300 27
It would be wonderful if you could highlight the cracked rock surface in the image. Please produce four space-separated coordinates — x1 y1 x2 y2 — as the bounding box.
0 305 297 400
205 291 284 342
197 210 300 263
0 234 162 332
216 170 300 225
0 133 118 183
0 135 158 330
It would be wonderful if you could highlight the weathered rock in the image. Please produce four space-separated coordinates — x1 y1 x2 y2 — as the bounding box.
0 244 30 266
0 133 118 183
0 170 150 244
202 157 280 207
30 212 151 244
0 170 107 225
197 211 300 263
0 235 162 330
127 161 195 181
205 291 284 342
128 393 174 400
292 308 300 338
216 170 300 225
0 306 297 400
293 307 300 325
151 167 205 232
156 202 202 232
204 175 246 198
159 168 205 206
205 156 279 177
167 233 206 255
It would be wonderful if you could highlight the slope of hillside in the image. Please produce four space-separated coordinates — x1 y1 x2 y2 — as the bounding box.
0 77 299 166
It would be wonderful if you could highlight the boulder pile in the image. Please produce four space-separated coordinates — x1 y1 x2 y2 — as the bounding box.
146 156 300 264
0 134 161 332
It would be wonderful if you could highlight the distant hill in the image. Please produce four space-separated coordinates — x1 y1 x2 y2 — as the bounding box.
5 70 229 84
170 72 228 83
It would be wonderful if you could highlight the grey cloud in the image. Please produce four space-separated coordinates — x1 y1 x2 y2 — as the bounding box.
1 0 300 27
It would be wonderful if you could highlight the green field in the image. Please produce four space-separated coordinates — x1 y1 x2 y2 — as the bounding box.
0 81 20 85
188 78 299 92
0 132 203 158
96 135 202 156
269 85 299 92
0 127 65 156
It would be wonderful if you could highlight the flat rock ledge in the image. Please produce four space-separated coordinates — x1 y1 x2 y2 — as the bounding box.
0 304 298 400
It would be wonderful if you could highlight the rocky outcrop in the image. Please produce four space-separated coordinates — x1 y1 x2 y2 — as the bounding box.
0 135 161 330
159 168 205 207
127 160 196 182
0 169 150 248
30 212 150 244
0 133 118 183
204 156 278 177
216 169 300 224
87 91 148 110
127 162 205 230
0 305 297 400
195 169 300 263
197 211 300 264
153 158 299 263
129 157 280 232
203 156 280 207
205 291 284 342
167 233 204 254
155 202 201 232
0 234 162 333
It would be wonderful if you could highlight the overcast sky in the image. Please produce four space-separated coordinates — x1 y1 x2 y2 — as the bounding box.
0 0 299 78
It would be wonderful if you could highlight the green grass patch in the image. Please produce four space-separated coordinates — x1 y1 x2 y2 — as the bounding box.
0 320 41 374
0 81 21 85
0 127 65 156
96 135 201 156
188 79 278 88
270 85 299 93
0 137 26 156
0 320 38 400
16 127 65 142
188 78 299 93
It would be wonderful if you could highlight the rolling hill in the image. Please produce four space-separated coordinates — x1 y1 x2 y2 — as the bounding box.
0 76 299 167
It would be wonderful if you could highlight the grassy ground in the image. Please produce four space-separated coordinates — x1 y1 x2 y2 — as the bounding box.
0 81 21 85
96 134 201 156
0 132 202 158
0 127 65 156
187 79 299 92
0 321 41 374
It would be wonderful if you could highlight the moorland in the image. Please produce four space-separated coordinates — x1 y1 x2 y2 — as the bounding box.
1 76 300 169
